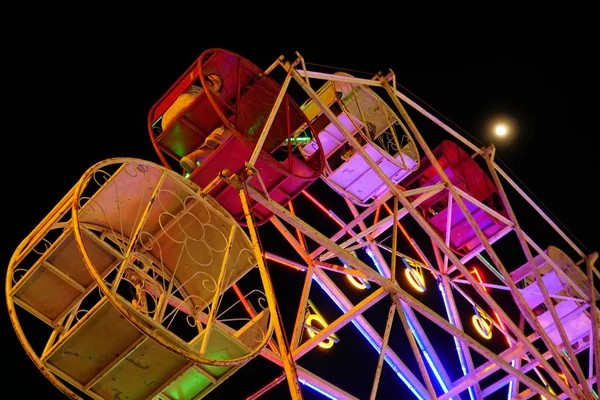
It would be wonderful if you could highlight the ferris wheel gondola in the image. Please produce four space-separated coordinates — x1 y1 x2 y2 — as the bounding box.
298 72 420 206
148 49 325 226
7 49 599 400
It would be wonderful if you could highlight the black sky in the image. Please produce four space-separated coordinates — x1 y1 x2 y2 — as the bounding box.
3 22 598 400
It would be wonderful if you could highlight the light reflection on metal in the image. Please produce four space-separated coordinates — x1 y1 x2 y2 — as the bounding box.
263 252 305 271
383 203 430 274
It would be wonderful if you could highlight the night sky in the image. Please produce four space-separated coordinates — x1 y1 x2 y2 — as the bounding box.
3 25 598 400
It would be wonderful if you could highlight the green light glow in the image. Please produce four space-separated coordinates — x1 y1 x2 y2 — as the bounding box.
476 253 505 281
152 117 162 128
284 136 312 144
163 367 212 399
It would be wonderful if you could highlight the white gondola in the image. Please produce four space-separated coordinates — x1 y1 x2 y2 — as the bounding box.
510 246 599 348
297 72 420 206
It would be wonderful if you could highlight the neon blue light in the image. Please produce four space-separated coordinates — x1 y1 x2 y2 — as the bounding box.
312 275 426 400
299 378 339 400
423 352 448 393
313 275 346 311
365 248 387 277
507 360 515 400
438 283 476 400
327 209 386 278
405 314 451 397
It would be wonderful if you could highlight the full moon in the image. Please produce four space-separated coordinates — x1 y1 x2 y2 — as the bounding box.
495 124 508 136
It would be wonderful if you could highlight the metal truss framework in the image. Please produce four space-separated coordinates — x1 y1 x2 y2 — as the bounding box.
234 54 599 400
6 51 599 400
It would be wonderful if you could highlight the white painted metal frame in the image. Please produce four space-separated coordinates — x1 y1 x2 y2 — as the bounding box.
229 54 598 399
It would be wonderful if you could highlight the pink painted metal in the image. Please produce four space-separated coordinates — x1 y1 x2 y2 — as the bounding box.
148 49 325 225
405 140 508 252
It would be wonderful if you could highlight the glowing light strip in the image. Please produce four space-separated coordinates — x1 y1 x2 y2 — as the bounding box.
331 259 448 398
404 312 451 396
470 268 501 342
439 282 476 400
382 203 431 277
312 214 450 398
474 267 513 346
374 205 381 224
470 268 487 292
312 275 426 400
245 373 286 400
299 191 438 399
301 191 344 227
288 201 308 250
291 201 371 289
335 238 448 396
384 196 478 398
493 311 512 346
298 378 339 400
284 136 312 143
473 268 515 346
303 190 384 282
365 247 386 277
476 253 505 281
383 202 413 243
302 190 384 277
233 284 256 318
264 252 305 271
507 359 515 400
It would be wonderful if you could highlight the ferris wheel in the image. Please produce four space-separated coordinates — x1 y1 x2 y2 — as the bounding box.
6 48 599 400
